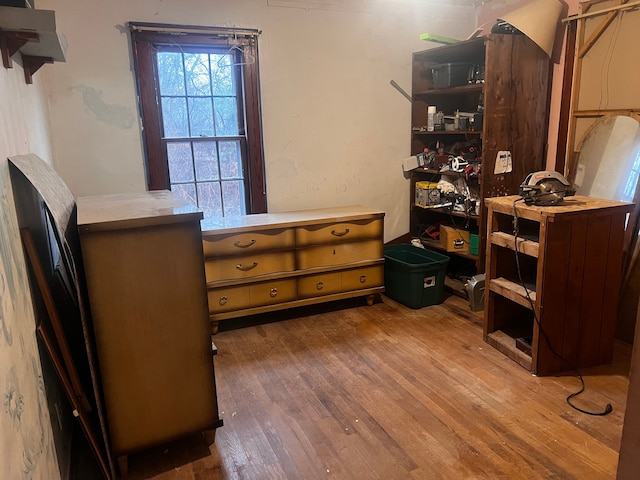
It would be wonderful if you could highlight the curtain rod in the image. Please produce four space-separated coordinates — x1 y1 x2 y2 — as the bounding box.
562 0 640 23
128 22 261 37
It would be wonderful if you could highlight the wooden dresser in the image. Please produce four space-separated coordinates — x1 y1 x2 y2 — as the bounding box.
77 191 222 474
484 195 633 375
200 206 385 331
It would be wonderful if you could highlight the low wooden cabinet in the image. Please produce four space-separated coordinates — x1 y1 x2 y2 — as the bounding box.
77 191 222 473
483 195 633 375
200 206 385 331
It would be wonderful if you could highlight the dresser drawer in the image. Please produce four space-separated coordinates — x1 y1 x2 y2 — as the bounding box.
295 218 383 246
207 278 297 314
342 265 384 290
208 285 251 313
205 251 296 282
249 279 297 306
202 228 294 257
298 272 342 298
297 239 383 269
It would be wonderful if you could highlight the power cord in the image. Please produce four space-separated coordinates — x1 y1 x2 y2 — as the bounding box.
511 197 613 416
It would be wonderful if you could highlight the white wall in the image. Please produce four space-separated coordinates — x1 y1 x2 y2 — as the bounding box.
39 0 477 242
0 64 61 479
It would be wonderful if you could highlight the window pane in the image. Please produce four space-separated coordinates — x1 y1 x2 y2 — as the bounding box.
197 182 223 217
167 142 194 182
194 141 219 181
184 53 211 96
222 180 245 216
157 52 185 96
210 54 233 96
214 97 239 136
161 97 189 137
188 98 214 137
171 183 197 207
219 141 242 179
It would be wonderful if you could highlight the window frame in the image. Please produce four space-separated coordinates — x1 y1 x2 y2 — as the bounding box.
129 22 267 214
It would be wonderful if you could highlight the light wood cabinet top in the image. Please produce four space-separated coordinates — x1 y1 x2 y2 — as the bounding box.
77 190 202 232
200 205 384 235
485 195 634 220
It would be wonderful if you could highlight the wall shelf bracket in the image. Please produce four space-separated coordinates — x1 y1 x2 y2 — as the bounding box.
0 30 38 68
22 54 52 84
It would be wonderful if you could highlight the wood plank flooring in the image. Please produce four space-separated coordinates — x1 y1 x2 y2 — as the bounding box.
123 294 631 479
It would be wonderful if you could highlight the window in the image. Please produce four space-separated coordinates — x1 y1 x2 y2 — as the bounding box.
129 23 267 217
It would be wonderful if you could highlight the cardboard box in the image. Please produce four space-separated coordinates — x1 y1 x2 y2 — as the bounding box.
415 181 440 207
440 225 470 252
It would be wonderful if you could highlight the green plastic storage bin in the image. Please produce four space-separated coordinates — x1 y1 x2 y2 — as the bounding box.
383 244 449 308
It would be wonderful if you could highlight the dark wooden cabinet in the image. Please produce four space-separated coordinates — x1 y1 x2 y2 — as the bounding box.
409 34 552 283
483 195 633 375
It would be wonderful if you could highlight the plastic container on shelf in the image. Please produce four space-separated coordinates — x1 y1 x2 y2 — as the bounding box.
431 62 474 88
383 244 449 308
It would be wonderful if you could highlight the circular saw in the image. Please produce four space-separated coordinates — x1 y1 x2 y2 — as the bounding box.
519 171 576 206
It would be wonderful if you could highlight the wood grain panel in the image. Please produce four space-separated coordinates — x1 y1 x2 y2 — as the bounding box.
577 215 612 368
297 272 342 298
296 240 383 270
80 221 218 455
562 218 589 369
207 285 252 313
202 228 294 257
204 250 296 282
537 220 572 375
341 266 383 291
295 218 383 246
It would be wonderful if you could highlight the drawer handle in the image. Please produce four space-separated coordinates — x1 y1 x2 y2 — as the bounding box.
219 295 228 305
236 262 258 271
270 288 278 297
316 281 324 290
360 275 367 284
234 239 256 248
331 228 350 237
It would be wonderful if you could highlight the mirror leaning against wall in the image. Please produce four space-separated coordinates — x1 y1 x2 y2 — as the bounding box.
571 114 640 203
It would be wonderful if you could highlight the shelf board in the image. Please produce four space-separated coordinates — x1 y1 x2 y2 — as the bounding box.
413 203 478 221
412 167 481 178
412 130 481 136
489 277 536 310
485 330 533 371
418 237 478 262
0 6 67 83
490 231 539 257
414 83 483 97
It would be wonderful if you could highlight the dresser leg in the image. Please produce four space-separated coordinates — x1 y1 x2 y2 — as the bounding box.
211 321 219 335
366 294 375 306
203 427 217 445
117 455 128 477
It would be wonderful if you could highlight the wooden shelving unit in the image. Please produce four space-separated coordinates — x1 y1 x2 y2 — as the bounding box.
484 195 633 375
409 34 552 281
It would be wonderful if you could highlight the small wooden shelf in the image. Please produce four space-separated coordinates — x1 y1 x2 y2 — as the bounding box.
414 83 484 97
0 6 67 84
489 277 536 309
489 231 539 257
485 330 533 371
484 195 634 375
412 130 482 136
413 203 478 220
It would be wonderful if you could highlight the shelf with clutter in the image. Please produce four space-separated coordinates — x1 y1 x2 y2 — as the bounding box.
408 34 552 297
0 5 67 83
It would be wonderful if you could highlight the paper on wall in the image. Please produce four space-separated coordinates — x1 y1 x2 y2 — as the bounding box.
494 151 513 174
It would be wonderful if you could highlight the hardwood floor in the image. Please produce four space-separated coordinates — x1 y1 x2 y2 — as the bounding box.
123 294 631 479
